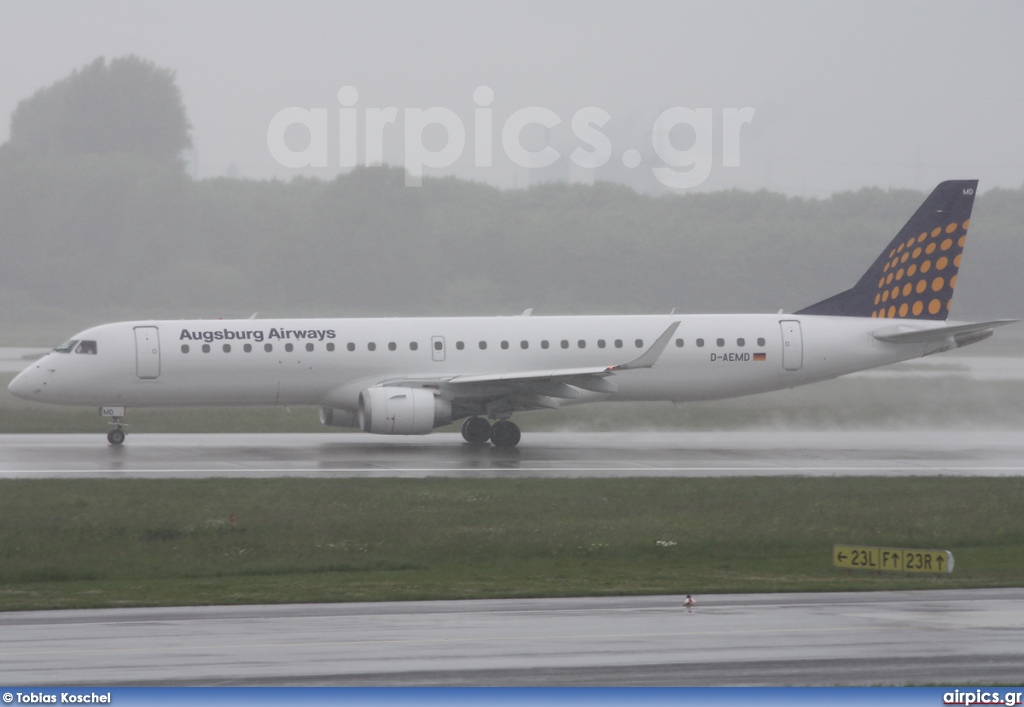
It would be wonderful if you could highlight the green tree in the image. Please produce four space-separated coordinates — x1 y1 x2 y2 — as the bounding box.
7 56 191 167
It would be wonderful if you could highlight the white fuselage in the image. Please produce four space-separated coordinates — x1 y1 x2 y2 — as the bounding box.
8 313 949 411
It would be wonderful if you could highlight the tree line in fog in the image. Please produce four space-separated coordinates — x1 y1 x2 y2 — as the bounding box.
1 57 1021 340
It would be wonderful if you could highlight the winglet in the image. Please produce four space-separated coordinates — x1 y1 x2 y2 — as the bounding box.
609 322 680 371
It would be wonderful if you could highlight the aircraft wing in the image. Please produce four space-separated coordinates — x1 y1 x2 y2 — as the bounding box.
378 321 680 410
446 321 680 384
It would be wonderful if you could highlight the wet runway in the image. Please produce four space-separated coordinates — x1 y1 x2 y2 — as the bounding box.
2 589 1023 686
1 429 1023 478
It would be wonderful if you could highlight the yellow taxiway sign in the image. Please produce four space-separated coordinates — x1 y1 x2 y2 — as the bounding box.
833 545 954 573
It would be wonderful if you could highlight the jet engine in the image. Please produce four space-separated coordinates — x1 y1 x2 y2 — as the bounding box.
357 386 452 435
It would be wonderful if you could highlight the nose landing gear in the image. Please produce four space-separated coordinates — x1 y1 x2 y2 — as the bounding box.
107 425 126 445
101 407 128 445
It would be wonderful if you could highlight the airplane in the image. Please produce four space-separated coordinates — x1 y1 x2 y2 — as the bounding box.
8 180 1014 448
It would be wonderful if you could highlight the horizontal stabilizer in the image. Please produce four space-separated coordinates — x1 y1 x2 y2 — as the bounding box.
873 319 1017 345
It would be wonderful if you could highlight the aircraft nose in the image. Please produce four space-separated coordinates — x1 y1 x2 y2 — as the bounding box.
8 363 44 400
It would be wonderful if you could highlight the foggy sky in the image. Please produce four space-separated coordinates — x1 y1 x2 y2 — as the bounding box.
2 0 1022 196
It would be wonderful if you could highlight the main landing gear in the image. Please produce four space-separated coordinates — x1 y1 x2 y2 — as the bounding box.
461 416 521 448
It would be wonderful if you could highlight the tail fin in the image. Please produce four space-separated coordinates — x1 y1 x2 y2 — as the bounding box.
796 180 978 320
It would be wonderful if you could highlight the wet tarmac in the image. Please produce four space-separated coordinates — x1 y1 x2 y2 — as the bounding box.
1 429 1023 478
2 589 1022 686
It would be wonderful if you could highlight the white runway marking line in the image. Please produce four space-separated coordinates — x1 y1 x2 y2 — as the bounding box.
1 597 998 624
0 623 903 659
5 466 1024 474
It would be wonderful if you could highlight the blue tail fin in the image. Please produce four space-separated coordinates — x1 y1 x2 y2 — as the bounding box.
796 180 978 320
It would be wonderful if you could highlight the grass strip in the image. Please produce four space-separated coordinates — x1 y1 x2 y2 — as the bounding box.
1 477 1022 611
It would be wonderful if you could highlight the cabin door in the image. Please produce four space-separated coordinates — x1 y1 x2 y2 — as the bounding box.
779 320 803 371
134 326 161 379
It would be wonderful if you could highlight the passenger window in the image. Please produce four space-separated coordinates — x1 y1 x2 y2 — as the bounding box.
479 341 487 350
74 340 97 355
326 342 335 352
347 343 355 352
598 340 606 348
696 339 705 347
368 342 376 351
306 343 315 352
675 338 684 347
181 344 190 354
388 342 397 351
285 343 294 352
223 344 231 353
737 338 745 347
202 344 211 353
716 338 725 347
541 340 549 349
456 341 465 350
757 338 766 346
244 344 253 353
265 343 273 352
521 340 529 349
614 339 623 348
561 340 569 349
410 342 418 351
635 339 644 348
578 340 586 349
501 341 509 350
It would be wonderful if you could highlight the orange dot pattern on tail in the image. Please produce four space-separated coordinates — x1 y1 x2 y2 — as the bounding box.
871 220 969 319
794 181 977 320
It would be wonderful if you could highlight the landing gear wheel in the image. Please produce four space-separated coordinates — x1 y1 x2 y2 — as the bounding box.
461 416 492 444
490 420 521 449
107 428 126 445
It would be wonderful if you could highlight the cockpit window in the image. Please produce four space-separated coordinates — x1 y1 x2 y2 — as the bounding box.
54 339 78 353
75 340 98 355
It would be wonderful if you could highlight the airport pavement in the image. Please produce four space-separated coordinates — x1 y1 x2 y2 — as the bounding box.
2 590 1023 686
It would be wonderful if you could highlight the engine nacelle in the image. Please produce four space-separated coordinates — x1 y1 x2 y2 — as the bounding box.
358 386 452 435
319 406 357 428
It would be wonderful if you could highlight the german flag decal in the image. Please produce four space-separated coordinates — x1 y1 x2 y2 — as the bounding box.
753 352 767 361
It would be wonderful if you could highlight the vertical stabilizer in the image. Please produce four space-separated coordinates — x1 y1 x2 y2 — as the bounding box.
796 180 977 320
